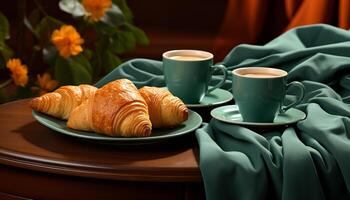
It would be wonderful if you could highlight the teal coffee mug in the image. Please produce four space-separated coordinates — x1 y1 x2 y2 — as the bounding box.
232 67 305 123
163 50 228 104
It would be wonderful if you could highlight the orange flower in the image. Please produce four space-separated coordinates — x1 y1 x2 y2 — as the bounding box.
37 73 59 95
51 25 84 58
6 58 29 87
82 0 112 22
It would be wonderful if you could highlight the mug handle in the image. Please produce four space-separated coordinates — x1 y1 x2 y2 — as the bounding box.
206 64 228 94
280 81 305 113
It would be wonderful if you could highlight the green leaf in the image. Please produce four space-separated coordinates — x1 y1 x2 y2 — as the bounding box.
101 4 125 27
0 42 14 61
54 56 92 85
95 32 109 51
108 30 136 54
109 34 125 54
112 0 133 22
43 45 58 66
54 57 73 85
0 12 13 61
24 9 42 38
28 9 41 27
0 12 10 41
83 48 93 60
35 16 64 44
91 53 101 80
124 23 149 45
108 24 148 54
96 22 118 35
74 53 93 75
102 51 122 73
69 57 92 84
59 0 85 17
24 16 40 39
119 30 136 51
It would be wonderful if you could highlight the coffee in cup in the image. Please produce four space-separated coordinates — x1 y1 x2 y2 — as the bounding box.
169 55 207 61
163 50 228 104
232 67 305 123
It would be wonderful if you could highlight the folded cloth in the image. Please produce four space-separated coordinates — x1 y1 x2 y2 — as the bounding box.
96 24 350 200
198 24 350 200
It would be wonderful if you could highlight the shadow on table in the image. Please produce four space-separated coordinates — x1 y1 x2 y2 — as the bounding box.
13 121 200 164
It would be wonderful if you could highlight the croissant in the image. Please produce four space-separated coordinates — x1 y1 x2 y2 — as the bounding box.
139 86 188 128
67 79 152 137
29 84 97 119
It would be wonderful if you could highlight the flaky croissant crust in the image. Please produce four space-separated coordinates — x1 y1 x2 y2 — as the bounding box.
139 86 188 128
29 84 97 119
68 79 152 137
31 80 188 137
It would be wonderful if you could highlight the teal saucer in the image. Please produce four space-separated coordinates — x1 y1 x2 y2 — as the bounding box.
32 110 202 145
186 88 233 108
210 105 306 127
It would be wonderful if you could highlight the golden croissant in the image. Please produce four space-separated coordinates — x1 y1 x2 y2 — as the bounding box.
139 86 188 128
29 84 97 119
67 79 152 137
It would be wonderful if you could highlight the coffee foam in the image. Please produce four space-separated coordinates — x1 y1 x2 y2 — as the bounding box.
169 55 207 61
233 67 287 78
241 73 279 78
163 50 213 61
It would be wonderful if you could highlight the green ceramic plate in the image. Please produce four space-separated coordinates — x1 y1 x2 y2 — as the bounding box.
211 105 306 127
32 110 202 145
186 88 233 108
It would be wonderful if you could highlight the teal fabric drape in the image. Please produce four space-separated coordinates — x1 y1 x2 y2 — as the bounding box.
96 24 350 200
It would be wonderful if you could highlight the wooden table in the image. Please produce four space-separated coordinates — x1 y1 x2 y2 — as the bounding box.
0 99 205 200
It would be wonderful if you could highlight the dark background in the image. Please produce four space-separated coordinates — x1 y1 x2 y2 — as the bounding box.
0 0 231 62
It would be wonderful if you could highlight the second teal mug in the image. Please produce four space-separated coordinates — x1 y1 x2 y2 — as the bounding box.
163 50 228 104
232 67 305 123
